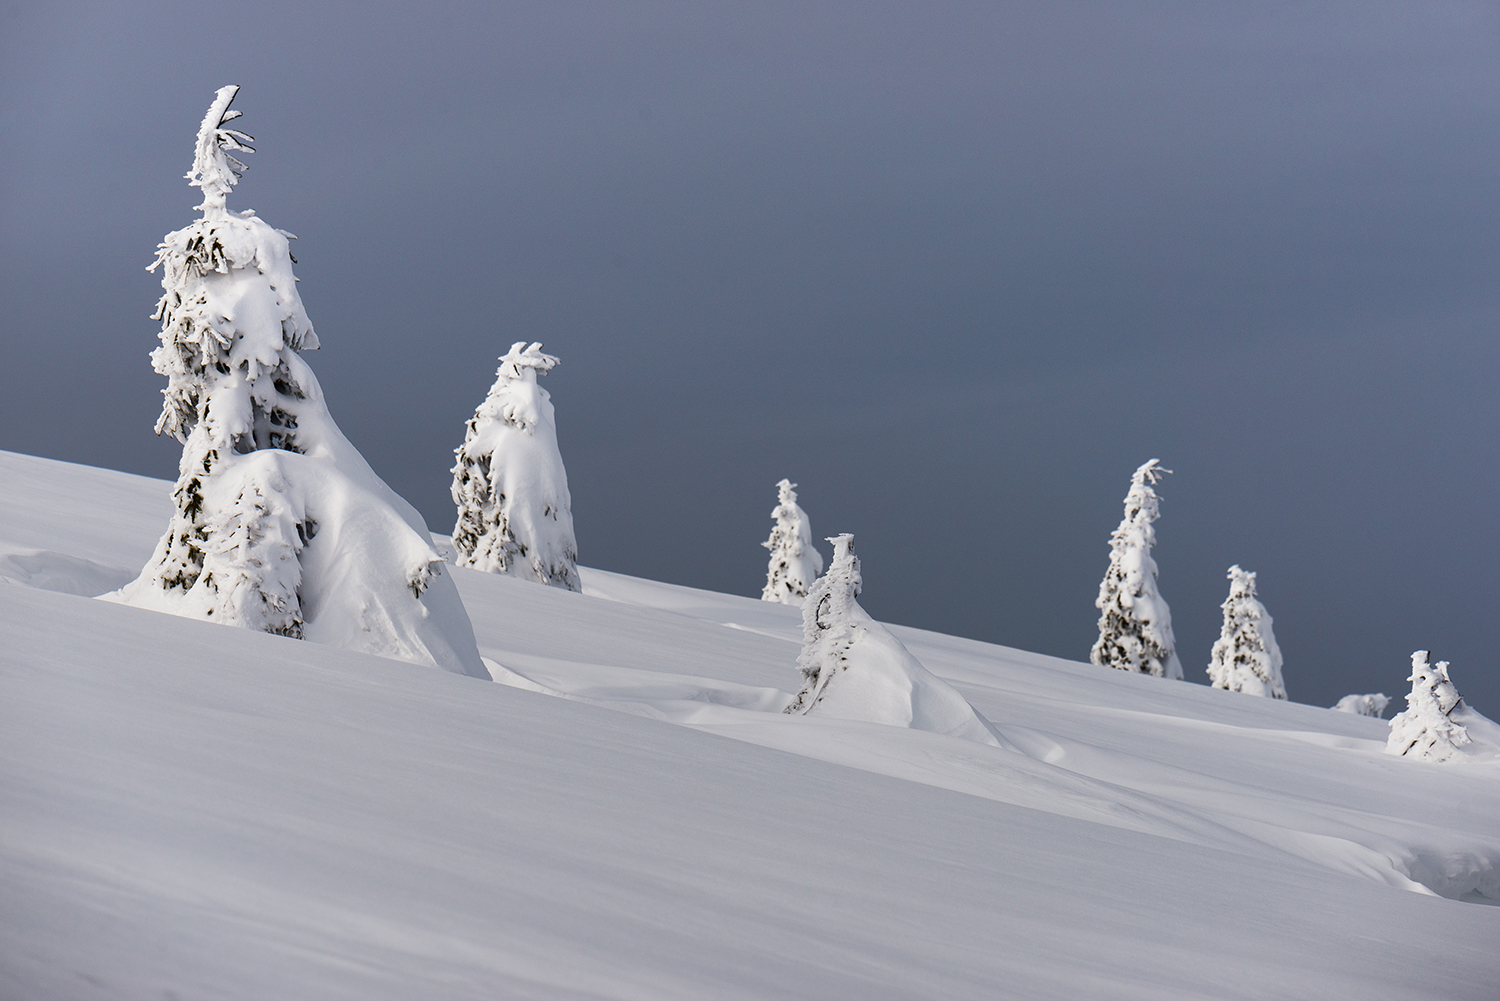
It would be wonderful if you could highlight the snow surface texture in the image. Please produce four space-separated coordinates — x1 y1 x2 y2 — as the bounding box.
103 87 486 678
451 341 580 591
784 534 999 745
760 479 822 604
1091 459 1184 679
1388 651 1500 763
1207 564 1286 698
5 450 1500 1000
1335 693 1390 717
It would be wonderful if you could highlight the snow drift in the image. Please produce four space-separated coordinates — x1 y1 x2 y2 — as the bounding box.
786 534 1000 745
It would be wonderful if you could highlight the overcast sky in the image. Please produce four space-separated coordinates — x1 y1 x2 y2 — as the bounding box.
4 1 1499 712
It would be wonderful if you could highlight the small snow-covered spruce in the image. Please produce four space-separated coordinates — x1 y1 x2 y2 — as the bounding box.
450 342 580 591
109 87 487 677
761 479 823 605
1333 693 1390 717
786 533 863 713
1090 459 1183 679
1206 565 1286 699
1386 651 1471 762
781 534 1000 744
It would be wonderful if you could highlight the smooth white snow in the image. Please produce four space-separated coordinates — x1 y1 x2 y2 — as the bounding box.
3 449 1499 1000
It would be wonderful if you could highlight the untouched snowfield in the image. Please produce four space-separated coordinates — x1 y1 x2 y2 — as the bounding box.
3 449 1498 999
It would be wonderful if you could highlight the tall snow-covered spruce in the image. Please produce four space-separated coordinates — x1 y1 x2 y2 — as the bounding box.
1091 459 1183 679
106 87 488 679
1206 565 1286 698
450 341 580 591
785 534 1000 745
761 479 822 605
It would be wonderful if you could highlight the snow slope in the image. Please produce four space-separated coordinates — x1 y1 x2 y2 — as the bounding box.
3 449 1499 999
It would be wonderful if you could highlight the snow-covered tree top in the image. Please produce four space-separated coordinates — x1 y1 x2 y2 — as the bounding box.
473 342 560 435
1408 650 1463 716
1225 564 1254 598
497 341 559 381
187 85 253 214
1123 458 1170 523
822 534 861 599
776 479 798 507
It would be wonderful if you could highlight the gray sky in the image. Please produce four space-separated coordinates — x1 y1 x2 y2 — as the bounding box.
4 1 1499 712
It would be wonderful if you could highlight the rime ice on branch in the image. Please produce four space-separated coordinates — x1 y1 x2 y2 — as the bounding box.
451 342 580 591
1091 459 1182 679
785 534 999 744
1387 652 1472 762
761 479 822 605
1206 565 1286 699
107 87 488 678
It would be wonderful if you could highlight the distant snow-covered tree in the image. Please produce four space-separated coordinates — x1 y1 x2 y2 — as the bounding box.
451 341 580 591
1387 651 1472 761
1333 693 1390 717
1206 565 1285 698
107 86 487 678
1091 459 1182 679
784 534 1000 744
761 479 823 605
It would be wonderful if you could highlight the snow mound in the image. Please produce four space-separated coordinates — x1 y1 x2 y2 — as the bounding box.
1449 704 1500 762
1333 693 1390 717
787 534 1000 745
804 618 1004 745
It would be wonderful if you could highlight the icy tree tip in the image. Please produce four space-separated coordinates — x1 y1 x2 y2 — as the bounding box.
187 85 253 214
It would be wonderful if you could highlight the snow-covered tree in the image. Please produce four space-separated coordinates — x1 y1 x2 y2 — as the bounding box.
450 341 580 591
786 533 863 712
1387 651 1472 761
1090 459 1182 679
1333 693 1389 717
107 86 487 678
761 479 823 605
1206 565 1285 698
784 534 999 744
